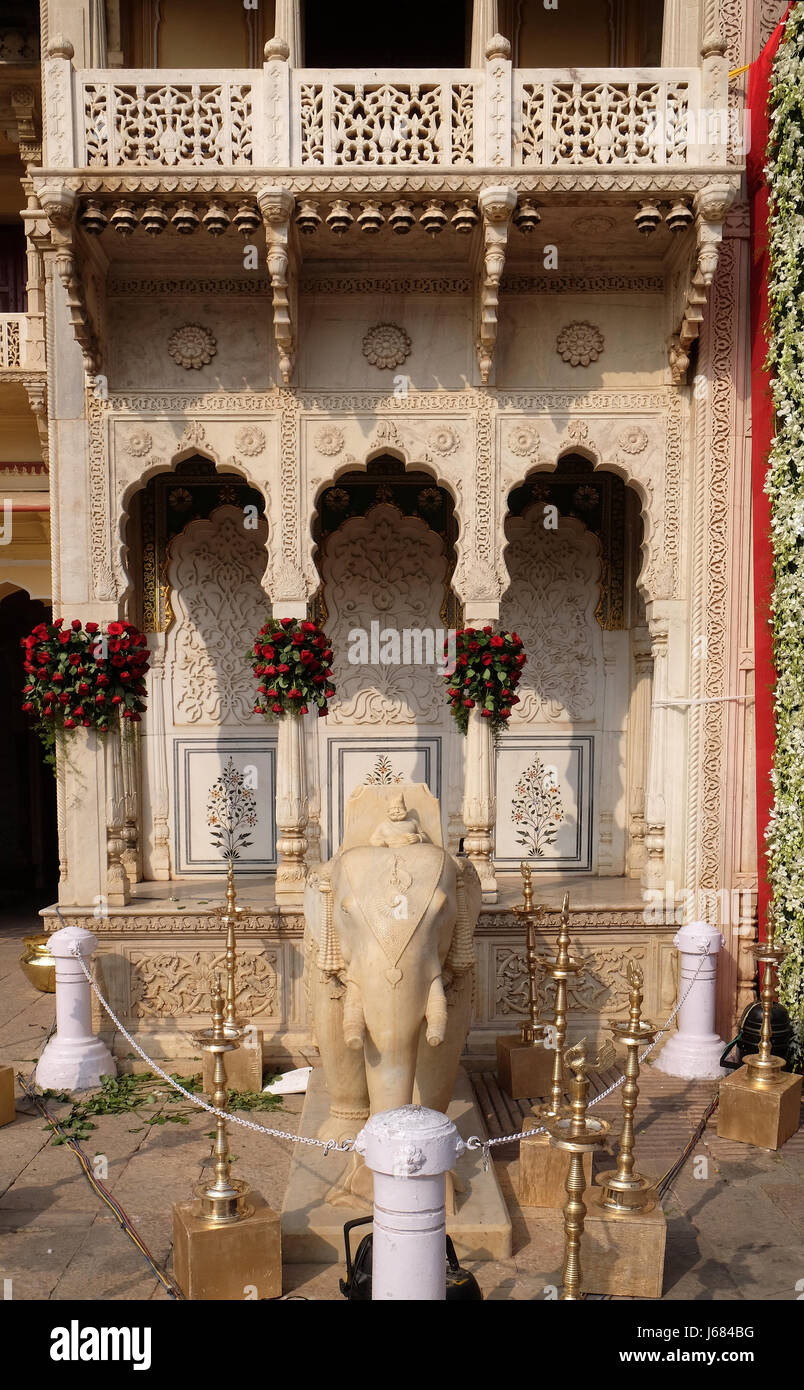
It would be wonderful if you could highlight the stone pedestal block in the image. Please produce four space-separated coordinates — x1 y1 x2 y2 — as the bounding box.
172 1192 281 1301
202 1029 264 1095
518 1121 592 1208
496 1035 554 1100
581 1188 667 1299
0 1066 15 1127
717 1066 802 1151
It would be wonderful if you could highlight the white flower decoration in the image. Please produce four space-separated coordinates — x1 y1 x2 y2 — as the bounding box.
235 425 266 457
507 425 541 458
124 428 152 458
617 425 649 455
427 425 460 457
314 425 345 457
168 324 217 371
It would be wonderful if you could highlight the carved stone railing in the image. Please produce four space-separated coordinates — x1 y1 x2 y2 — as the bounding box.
77 72 256 167
292 71 481 166
51 54 719 172
0 313 45 373
514 69 701 167
0 314 22 367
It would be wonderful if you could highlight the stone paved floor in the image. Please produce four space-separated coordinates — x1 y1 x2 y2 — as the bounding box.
1 922 802 1302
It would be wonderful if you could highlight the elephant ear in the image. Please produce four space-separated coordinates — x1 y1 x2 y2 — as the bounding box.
446 857 481 975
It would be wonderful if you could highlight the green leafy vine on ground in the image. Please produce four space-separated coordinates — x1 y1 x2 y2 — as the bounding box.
39 1072 282 1145
766 3 804 1062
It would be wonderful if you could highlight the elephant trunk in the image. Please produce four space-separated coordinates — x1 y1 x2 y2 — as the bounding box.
342 978 365 1051
425 974 448 1047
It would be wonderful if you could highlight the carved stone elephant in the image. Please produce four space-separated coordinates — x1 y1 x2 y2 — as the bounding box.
303 785 481 1143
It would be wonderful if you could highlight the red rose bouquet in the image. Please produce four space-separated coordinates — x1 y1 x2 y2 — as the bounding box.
248 618 335 719
444 626 526 736
21 618 150 767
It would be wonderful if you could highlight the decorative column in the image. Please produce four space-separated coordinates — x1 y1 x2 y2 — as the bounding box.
36 925 116 1091
305 711 322 866
275 713 309 904
143 636 171 880
660 0 702 66
354 1106 465 1302
644 616 668 891
462 705 497 903
471 0 500 65
257 187 296 385
104 720 130 905
273 0 303 64
626 626 653 878
120 720 141 885
58 727 107 908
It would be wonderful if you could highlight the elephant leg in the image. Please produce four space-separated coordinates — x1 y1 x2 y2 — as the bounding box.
414 969 474 1114
311 971 369 1141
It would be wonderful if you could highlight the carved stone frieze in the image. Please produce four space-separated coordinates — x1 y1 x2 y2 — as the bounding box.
128 949 279 1019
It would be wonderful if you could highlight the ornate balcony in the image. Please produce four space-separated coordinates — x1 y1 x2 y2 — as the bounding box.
0 313 44 373
43 43 729 176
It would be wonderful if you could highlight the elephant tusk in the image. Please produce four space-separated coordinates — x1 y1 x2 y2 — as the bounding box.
425 975 448 1047
342 978 365 1051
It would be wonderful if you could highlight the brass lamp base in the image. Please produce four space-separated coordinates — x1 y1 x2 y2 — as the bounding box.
594 1168 657 1215
0 1066 15 1128
202 1029 264 1095
194 1175 253 1224
518 1119 592 1209
496 1034 554 1101
173 1190 282 1300
717 1064 802 1151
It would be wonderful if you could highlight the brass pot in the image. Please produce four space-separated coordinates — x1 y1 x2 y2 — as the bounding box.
19 934 56 993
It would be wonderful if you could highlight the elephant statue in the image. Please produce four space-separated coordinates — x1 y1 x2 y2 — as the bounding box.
303 784 481 1159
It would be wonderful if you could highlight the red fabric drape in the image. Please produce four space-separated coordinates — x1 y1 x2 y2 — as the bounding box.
747 3 795 942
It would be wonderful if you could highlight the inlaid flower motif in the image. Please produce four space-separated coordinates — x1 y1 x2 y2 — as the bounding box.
507 424 541 458
124 428 152 458
556 321 605 367
417 487 442 512
168 324 217 371
362 323 411 370
234 425 265 457
314 425 345 457
168 488 192 510
325 487 350 511
427 425 460 457
617 425 649 455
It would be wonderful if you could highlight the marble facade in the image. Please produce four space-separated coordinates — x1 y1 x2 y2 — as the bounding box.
0 0 780 1061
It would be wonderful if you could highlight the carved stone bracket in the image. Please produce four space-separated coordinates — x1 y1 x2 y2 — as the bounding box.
475 185 517 385
22 374 48 451
670 180 736 385
257 185 297 385
0 84 40 165
38 186 101 376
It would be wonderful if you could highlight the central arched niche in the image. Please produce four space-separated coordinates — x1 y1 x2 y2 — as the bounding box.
311 454 462 852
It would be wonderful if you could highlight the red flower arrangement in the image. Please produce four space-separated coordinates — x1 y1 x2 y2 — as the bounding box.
444 627 526 736
20 618 150 767
248 618 335 719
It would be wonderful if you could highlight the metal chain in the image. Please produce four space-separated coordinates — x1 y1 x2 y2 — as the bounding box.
466 943 712 1169
68 939 710 1169
69 945 354 1155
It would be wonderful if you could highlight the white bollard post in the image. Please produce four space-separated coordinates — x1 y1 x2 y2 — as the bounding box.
36 925 117 1092
654 921 727 1079
353 1105 465 1301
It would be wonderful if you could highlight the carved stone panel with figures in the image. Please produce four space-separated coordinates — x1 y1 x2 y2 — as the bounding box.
166 504 269 726
128 949 280 1021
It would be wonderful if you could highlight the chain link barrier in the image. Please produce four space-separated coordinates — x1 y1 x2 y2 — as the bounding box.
69 939 710 1168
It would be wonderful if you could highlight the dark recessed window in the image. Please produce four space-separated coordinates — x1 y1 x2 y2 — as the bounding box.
303 1 468 67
